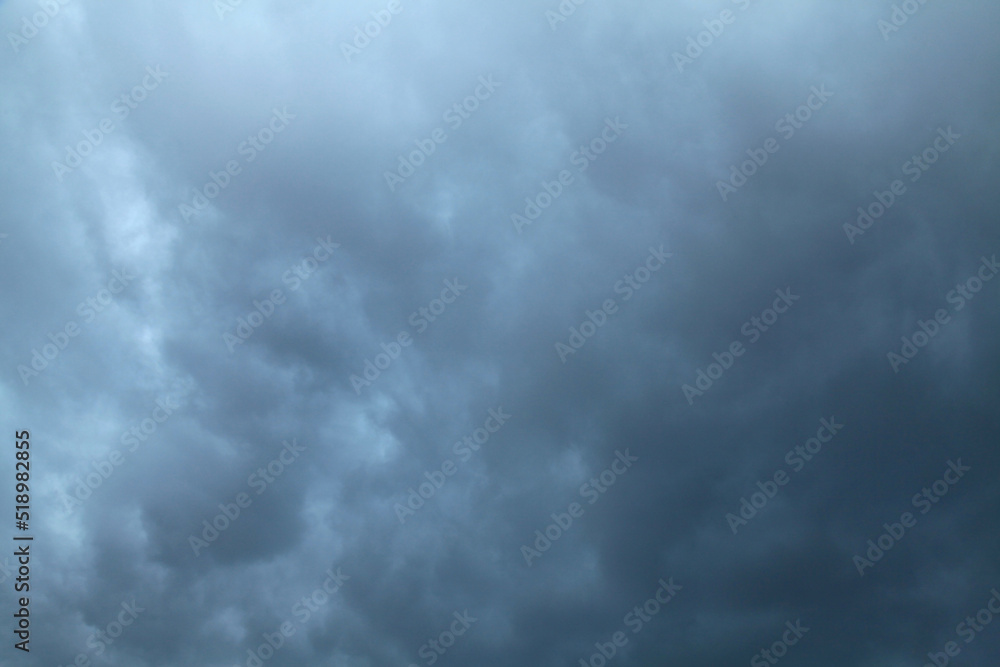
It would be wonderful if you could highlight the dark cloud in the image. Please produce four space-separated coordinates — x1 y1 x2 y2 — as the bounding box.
2 0 999 665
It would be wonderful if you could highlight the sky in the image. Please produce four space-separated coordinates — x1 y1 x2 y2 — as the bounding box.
1 0 999 665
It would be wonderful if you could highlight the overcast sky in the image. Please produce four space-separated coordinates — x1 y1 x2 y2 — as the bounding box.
2 0 1000 665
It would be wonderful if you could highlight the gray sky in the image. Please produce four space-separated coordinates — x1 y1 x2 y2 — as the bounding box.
2 0 1000 665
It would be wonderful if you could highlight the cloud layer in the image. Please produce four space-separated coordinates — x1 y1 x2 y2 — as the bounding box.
2 0 999 665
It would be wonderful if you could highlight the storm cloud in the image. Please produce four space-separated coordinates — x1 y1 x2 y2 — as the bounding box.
2 0 999 665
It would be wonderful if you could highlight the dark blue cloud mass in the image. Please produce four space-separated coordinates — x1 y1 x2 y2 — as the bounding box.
1 0 999 666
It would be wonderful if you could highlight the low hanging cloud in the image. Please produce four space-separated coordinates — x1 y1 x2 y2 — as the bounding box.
2 0 1000 666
